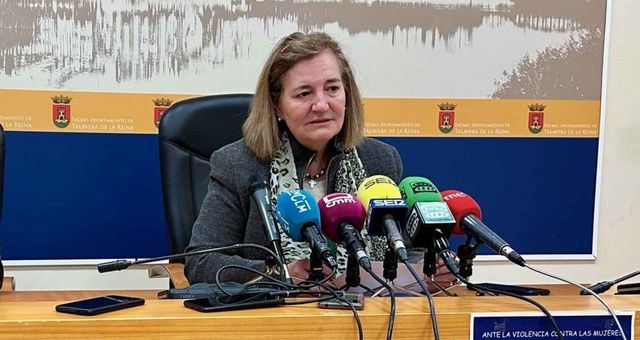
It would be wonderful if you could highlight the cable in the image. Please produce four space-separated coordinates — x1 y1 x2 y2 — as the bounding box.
427 276 459 297
363 266 396 340
524 263 628 340
216 264 289 296
401 259 440 340
316 289 364 340
436 247 564 340
215 263 364 340
457 273 565 340
316 267 338 285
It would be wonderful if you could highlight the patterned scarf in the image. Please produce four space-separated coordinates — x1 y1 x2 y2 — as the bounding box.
268 132 386 274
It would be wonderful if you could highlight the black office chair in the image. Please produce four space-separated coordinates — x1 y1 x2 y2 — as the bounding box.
155 94 253 287
0 123 5 288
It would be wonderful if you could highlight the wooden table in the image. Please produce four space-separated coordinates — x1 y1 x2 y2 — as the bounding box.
0 286 636 339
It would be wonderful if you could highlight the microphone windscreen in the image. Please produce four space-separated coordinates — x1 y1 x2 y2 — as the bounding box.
276 189 321 242
441 190 483 235
318 193 366 243
398 176 443 208
356 175 401 210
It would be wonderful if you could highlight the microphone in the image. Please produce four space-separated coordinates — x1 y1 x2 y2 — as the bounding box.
580 269 640 295
248 179 292 284
399 177 457 248
97 244 260 273
318 193 371 270
249 180 282 245
399 177 458 274
441 190 526 267
356 175 409 261
275 189 338 270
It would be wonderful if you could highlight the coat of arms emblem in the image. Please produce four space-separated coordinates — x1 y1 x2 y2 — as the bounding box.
438 103 456 134
154 98 173 128
51 95 72 128
528 103 546 134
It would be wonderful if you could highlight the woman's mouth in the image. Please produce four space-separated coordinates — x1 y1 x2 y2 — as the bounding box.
308 119 332 125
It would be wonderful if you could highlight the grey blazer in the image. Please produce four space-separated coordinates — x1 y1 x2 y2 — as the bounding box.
184 136 403 283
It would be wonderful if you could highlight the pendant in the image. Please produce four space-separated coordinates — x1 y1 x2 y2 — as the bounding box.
309 179 317 189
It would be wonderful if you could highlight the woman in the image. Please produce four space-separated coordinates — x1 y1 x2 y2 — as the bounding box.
185 32 402 284
184 32 456 288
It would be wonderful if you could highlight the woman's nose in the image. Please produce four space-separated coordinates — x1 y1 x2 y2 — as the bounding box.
311 93 329 112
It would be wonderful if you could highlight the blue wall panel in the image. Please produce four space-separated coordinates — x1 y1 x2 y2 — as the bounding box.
1 131 168 260
0 132 597 260
380 137 598 255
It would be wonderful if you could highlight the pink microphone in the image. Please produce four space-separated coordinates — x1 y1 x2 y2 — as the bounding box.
318 193 371 270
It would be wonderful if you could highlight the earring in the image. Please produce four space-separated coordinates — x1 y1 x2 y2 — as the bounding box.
277 116 282 122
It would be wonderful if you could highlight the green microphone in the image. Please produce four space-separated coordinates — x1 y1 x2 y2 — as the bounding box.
398 177 456 245
399 176 458 275
398 176 443 209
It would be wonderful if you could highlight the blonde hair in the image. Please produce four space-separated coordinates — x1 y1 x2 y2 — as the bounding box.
242 32 364 160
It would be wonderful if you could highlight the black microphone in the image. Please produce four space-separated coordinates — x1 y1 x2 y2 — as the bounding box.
581 269 640 295
249 179 292 284
249 180 281 244
97 244 282 273
98 259 132 273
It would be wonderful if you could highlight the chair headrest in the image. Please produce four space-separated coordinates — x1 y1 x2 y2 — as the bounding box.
159 94 253 159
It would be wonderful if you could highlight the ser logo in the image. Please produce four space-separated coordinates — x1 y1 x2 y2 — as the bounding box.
362 177 394 190
372 199 405 207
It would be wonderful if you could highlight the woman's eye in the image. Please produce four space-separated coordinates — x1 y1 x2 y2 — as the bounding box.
296 91 311 98
327 85 341 93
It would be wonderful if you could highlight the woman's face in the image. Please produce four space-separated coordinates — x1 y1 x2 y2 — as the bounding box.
276 49 346 152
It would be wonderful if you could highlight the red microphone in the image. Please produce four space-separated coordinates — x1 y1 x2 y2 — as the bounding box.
318 193 372 270
441 190 525 266
440 190 482 236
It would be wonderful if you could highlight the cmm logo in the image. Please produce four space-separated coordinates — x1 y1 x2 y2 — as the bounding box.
528 103 545 134
51 95 72 128
438 102 456 134
153 98 173 128
322 193 356 208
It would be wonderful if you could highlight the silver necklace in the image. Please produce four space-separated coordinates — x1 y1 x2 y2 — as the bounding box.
305 167 326 189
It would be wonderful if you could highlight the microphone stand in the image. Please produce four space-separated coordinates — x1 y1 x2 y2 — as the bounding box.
269 239 293 285
423 241 438 277
457 235 480 279
371 249 398 298
383 248 398 282
344 253 361 289
307 251 326 282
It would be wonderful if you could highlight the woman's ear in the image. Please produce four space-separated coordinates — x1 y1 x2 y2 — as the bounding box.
271 93 283 121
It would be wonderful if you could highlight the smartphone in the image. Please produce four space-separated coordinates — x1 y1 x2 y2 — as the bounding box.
470 283 550 296
55 295 145 316
318 292 365 310
184 292 284 312
616 282 640 295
